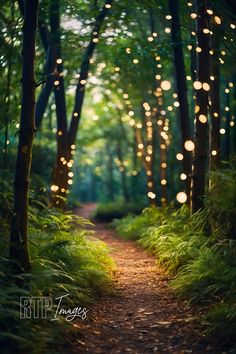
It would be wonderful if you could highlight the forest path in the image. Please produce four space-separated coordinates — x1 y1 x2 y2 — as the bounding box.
72 204 215 354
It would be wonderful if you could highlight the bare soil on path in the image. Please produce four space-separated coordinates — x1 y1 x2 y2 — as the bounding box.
71 204 221 354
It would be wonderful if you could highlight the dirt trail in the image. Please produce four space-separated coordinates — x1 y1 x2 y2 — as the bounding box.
72 204 217 354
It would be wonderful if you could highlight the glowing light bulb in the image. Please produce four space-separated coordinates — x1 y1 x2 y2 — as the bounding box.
203 28 210 34
203 83 210 91
147 192 156 199
184 140 195 151
199 114 207 123
190 13 197 19
180 173 187 180
176 192 187 204
193 81 202 90
207 9 213 15
214 16 221 25
176 153 184 161
161 80 171 90
51 185 59 192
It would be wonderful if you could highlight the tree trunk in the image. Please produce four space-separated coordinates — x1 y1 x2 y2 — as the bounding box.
159 126 168 207
191 0 210 213
209 32 221 169
132 130 139 200
50 0 112 208
168 0 192 204
18 0 54 130
107 145 114 201
35 47 55 128
135 122 156 206
48 0 70 208
68 0 112 147
117 143 130 202
233 74 236 154
10 0 38 271
225 84 231 160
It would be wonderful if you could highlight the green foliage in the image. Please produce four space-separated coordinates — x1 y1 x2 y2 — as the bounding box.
114 205 173 239
115 168 236 345
93 201 146 222
206 167 236 240
0 203 113 354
